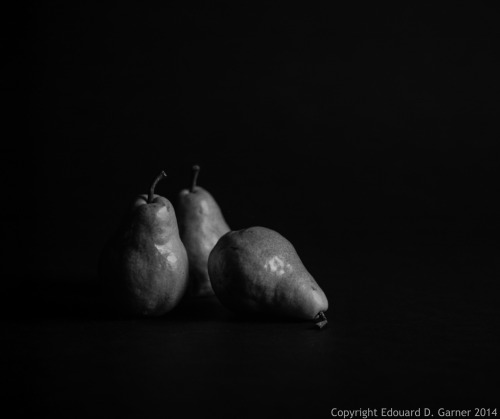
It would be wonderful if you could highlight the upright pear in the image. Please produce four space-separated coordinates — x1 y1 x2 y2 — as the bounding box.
177 165 230 297
99 171 189 316
208 226 329 327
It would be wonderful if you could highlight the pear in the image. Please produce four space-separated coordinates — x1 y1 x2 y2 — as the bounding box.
99 171 189 316
208 226 329 328
177 165 230 297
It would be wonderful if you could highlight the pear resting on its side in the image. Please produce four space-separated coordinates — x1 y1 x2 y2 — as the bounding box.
208 226 328 327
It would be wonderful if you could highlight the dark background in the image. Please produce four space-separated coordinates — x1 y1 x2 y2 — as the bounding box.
3 3 500 417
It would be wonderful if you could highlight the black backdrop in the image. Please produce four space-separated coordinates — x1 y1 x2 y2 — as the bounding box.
10 3 500 278
4 2 500 416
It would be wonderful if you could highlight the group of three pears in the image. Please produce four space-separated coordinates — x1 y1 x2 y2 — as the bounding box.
99 166 329 327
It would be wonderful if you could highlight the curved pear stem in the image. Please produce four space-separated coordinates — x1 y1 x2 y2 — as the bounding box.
190 165 200 192
148 171 167 203
315 311 328 330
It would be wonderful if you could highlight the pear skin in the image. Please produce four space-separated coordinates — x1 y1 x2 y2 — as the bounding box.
208 226 328 324
99 172 189 316
177 166 230 297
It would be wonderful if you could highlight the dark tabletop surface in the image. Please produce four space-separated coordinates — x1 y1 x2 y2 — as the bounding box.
3 238 499 418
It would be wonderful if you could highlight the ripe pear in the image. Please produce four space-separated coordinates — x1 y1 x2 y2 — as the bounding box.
208 226 329 327
99 171 189 316
177 165 230 297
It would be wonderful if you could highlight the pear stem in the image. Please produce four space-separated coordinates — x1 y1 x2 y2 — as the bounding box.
190 165 200 192
148 171 167 203
315 311 328 330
